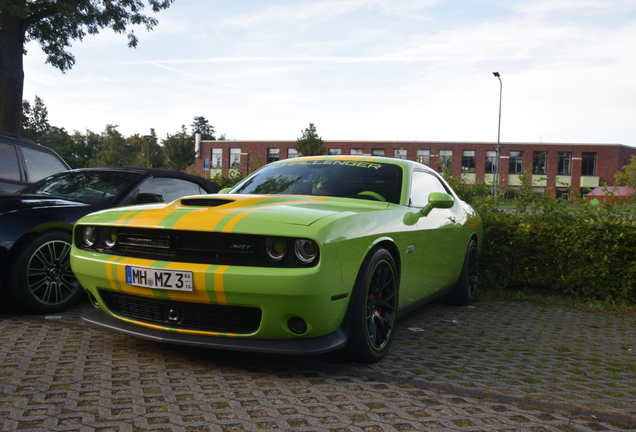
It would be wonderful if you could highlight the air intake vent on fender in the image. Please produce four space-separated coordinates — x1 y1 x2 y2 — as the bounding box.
180 198 235 207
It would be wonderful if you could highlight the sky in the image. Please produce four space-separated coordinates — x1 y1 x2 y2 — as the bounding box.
21 0 636 146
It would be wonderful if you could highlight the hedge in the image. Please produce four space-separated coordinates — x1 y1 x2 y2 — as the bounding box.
472 198 636 305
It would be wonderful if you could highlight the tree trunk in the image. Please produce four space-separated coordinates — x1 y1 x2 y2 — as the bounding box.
0 12 25 134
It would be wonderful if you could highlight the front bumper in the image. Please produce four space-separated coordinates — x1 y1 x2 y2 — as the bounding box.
82 308 348 355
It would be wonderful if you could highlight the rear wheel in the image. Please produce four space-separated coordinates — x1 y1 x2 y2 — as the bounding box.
443 239 478 306
342 248 398 363
6 231 83 314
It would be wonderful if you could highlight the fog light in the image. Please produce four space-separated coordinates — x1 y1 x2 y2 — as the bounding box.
87 291 100 308
288 317 308 335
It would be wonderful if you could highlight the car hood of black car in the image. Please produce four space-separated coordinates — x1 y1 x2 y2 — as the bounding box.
0 193 89 215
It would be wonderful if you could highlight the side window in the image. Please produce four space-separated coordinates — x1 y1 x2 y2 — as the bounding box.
135 177 206 203
410 171 448 207
0 143 21 181
22 147 68 182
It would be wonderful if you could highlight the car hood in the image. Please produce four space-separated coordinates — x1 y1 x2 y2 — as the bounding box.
0 193 89 214
80 194 392 230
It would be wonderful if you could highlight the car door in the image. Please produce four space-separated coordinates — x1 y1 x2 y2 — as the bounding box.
399 170 465 306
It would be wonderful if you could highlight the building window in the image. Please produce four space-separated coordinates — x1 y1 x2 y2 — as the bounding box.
438 150 452 172
509 151 524 174
557 152 572 175
211 148 222 169
350 148 363 155
461 150 476 173
582 152 596 176
485 150 497 174
287 148 298 159
328 148 342 155
372 148 385 157
267 148 280 164
416 150 430 166
394 149 407 160
229 148 241 169
533 151 547 175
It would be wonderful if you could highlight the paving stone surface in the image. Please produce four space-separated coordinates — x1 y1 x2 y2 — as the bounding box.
1 299 635 431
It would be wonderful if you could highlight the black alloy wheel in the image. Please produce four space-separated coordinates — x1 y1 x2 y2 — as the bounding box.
343 248 398 363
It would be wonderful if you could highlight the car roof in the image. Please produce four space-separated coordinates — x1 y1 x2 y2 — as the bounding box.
0 131 71 169
67 166 221 192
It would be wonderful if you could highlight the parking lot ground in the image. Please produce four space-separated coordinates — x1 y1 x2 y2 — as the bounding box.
1 299 635 432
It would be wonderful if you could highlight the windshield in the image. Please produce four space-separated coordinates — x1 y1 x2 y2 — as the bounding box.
231 160 403 204
19 170 143 204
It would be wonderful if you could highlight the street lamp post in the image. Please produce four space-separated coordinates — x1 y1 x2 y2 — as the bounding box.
143 135 153 167
493 72 502 196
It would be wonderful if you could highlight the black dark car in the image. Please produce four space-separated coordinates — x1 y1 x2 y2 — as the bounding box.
0 131 70 192
0 167 221 314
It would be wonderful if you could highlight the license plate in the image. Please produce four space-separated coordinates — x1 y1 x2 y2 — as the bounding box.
125 266 193 291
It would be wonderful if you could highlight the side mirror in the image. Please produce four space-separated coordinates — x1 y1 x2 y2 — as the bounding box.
403 192 454 225
218 188 231 194
133 192 164 204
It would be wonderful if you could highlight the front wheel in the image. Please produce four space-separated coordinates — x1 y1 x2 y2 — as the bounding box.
6 230 83 314
342 248 398 363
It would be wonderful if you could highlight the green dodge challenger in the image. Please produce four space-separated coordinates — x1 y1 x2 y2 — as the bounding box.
71 156 482 362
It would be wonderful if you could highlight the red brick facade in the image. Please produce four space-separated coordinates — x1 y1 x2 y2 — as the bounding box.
193 140 636 196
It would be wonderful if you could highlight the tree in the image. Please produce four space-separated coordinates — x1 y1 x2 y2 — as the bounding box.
128 130 163 168
163 126 195 172
91 124 134 167
21 95 50 142
615 154 636 189
0 0 175 134
191 116 215 140
294 123 325 157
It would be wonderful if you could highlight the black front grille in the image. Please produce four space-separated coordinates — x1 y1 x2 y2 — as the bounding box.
100 290 262 334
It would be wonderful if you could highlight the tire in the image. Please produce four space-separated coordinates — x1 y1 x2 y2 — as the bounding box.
342 248 398 363
444 238 478 306
5 230 83 314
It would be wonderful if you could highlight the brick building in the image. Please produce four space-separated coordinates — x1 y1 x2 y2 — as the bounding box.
193 139 636 198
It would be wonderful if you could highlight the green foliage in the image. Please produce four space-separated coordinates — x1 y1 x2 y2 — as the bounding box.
9 0 175 73
294 123 325 156
475 198 636 305
21 96 50 142
191 116 215 140
128 131 163 168
163 126 195 172
615 154 636 189
90 124 136 167
1 0 175 133
211 168 245 189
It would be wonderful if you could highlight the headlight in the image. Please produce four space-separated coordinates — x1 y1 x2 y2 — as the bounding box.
265 237 287 261
101 228 118 248
82 226 96 247
294 239 318 264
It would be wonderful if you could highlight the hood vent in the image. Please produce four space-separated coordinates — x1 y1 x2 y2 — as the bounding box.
180 198 235 207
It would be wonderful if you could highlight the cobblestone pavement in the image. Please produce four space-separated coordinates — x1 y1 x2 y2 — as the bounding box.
1 299 635 432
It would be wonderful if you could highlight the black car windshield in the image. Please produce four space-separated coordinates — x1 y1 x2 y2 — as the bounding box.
19 170 143 205
231 160 403 204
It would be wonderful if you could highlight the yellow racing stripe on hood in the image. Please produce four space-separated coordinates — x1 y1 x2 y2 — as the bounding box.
220 196 328 233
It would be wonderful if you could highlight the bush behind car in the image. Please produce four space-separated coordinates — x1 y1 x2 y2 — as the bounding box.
466 191 636 305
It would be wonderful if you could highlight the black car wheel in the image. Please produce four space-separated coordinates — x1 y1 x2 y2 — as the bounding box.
6 230 83 314
444 238 478 306
343 248 398 363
